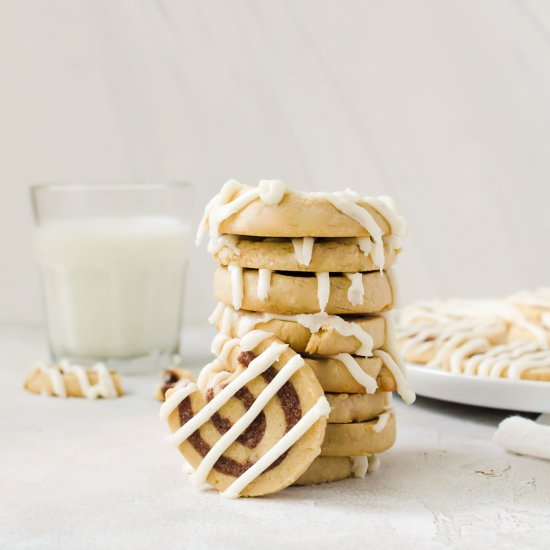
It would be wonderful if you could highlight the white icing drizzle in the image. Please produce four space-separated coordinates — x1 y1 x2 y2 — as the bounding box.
350 456 369 479
449 338 489 374
203 331 274 390
365 196 407 239
344 273 364 305
314 190 385 269
508 287 550 309
159 380 198 420
197 181 405 272
196 179 244 245
169 342 289 447
68 364 91 397
191 354 305 486
209 370 233 388
257 268 272 301
212 233 399 272
359 234 401 268
373 350 416 404
228 265 243 310
258 179 286 205
239 330 273 351
397 301 508 364
181 459 194 475
220 305 235 335
40 362 67 397
316 272 330 313
370 241 385 270
499 302 548 344
330 353 378 393
88 363 118 399
208 302 225 325
196 179 287 245
292 237 315 266
196 360 222 391
356 237 372 257
381 311 408 377
222 396 330 499
398 299 550 380
210 333 230 355
385 234 402 252
212 189 261 238
466 342 550 380
314 188 406 269
210 304 375 357
218 338 240 364
373 411 391 433
33 361 118 399
367 455 381 473
181 458 195 476
291 313 374 357
208 234 241 255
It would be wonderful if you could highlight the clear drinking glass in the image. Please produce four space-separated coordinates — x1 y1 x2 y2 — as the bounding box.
31 182 193 373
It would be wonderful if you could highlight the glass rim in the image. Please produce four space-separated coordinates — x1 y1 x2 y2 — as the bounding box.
30 181 193 194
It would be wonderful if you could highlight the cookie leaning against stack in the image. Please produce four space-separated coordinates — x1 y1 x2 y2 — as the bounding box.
160 179 415 498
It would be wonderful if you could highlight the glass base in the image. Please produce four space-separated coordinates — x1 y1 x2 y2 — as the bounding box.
50 349 178 375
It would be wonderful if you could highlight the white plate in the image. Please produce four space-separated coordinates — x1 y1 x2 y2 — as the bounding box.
406 363 550 413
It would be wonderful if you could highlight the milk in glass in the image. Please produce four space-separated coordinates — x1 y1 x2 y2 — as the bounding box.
34 217 189 362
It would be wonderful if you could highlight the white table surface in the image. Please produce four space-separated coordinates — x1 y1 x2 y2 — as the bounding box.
2 327 550 550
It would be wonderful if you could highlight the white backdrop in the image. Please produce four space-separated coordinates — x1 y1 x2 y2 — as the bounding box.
2 0 550 327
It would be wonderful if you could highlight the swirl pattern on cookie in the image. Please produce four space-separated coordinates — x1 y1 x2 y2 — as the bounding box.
160 334 329 498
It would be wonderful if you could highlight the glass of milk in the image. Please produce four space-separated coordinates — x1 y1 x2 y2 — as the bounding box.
31 182 193 373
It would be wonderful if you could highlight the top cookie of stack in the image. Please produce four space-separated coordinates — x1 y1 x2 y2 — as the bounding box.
199 179 405 316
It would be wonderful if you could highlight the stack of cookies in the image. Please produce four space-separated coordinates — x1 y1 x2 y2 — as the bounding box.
198 180 415 486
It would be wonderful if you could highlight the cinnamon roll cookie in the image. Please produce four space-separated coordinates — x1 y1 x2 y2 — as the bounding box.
304 354 414 401
209 340 395 421
294 455 380 485
214 266 393 315
155 367 194 401
321 410 396 456
507 288 550 344
211 331 414 402
398 298 550 381
24 361 122 398
325 392 391 423
212 235 398 273
210 303 387 356
161 332 329 498
197 180 405 242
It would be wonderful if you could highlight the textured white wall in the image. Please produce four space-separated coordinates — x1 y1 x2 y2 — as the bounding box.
2 0 550 327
